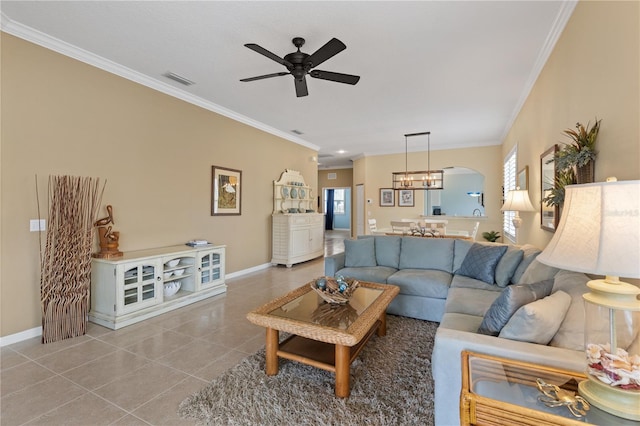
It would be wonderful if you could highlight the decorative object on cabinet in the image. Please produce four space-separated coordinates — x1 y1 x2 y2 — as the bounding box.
211 165 241 215
398 189 414 207
90 244 226 329
517 166 529 190
540 145 560 232
392 131 444 190
272 169 323 267
93 205 123 259
537 179 640 421
39 175 104 343
379 188 395 207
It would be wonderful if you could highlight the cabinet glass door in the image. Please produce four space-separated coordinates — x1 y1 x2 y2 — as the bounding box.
120 262 160 313
198 250 223 290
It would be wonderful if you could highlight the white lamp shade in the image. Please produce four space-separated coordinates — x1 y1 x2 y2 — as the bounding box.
537 180 640 279
500 189 535 212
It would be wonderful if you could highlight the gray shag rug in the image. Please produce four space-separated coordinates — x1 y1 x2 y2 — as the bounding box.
178 315 438 425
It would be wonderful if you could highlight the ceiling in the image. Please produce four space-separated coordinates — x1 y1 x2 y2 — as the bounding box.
1 1 575 169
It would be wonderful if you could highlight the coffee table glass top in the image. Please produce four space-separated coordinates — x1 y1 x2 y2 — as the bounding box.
270 287 383 330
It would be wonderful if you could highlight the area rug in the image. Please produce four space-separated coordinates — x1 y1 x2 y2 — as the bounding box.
178 315 438 425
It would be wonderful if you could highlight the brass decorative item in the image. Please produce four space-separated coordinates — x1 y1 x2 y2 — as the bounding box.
536 378 590 417
93 205 122 259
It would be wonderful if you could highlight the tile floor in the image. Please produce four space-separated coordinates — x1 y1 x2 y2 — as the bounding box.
1 230 350 425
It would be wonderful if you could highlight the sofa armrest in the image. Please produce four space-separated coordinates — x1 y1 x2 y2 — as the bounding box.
432 328 584 426
324 252 346 276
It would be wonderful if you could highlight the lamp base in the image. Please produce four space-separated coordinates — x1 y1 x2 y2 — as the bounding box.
579 376 640 420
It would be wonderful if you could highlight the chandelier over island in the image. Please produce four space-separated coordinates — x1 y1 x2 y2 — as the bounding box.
392 131 444 190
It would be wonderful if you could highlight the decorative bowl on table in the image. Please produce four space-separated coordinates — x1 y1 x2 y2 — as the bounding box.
310 276 359 304
163 281 181 297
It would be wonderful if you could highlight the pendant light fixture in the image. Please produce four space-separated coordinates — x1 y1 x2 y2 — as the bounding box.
392 131 444 190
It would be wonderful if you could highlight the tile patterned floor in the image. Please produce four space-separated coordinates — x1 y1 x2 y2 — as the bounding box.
0 230 349 425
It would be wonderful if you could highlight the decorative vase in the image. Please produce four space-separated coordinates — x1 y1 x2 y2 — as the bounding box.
576 161 595 184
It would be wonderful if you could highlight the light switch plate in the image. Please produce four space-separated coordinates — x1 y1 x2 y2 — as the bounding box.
30 219 46 232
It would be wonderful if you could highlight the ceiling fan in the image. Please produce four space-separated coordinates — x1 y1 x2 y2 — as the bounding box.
240 37 360 97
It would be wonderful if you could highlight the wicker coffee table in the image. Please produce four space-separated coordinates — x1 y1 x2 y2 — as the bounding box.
246 280 399 397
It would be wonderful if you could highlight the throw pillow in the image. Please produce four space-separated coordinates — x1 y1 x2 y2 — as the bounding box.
477 279 554 336
494 247 524 287
344 238 377 267
455 243 507 284
511 244 541 284
499 291 571 344
519 259 559 284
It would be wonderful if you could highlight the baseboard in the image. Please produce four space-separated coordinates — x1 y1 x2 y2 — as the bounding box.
1 262 274 346
0 326 42 347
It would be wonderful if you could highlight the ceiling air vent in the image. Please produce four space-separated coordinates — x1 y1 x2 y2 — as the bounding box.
162 72 195 86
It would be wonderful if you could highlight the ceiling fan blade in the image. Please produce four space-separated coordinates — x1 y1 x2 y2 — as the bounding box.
309 70 360 85
294 77 308 97
305 38 346 68
240 72 289 82
244 43 293 67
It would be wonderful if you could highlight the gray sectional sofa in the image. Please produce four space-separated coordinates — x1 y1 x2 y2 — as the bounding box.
324 235 590 426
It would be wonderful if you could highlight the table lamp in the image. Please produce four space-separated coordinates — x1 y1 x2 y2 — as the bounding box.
537 178 640 420
500 189 535 229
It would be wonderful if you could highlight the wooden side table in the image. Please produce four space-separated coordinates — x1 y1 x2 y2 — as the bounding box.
460 351 639 426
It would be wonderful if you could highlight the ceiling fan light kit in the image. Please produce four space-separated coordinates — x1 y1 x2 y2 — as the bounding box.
241 37 360 97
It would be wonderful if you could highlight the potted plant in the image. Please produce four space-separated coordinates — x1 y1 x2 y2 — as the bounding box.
542 168 576 208
482 231 500 243
555 118 601 184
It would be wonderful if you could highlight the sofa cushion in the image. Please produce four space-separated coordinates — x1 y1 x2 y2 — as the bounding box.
499 290 571 344
399 238 454 272
440 312 484 332
374 236 401 268
344 238 377 267
548 270 590 350
456 243 507 284
453 239 473 272
387 269 452 299
511 244 541 284
495 247 524 287
519 259 560 284
336 266 397 284
450 274 501 292
477 279 554 336
444 287 501 317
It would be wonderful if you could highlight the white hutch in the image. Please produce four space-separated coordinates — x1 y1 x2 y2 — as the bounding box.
271 169 324 267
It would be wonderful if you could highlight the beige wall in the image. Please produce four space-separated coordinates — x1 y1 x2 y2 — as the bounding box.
354 145 503 239
502 0 640 249
1 34 318 337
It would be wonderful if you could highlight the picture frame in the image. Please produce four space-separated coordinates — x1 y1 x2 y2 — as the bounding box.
517 165 529 190
379 188 395 207
540 146 559 232
398 189 415 207
211 165 242 215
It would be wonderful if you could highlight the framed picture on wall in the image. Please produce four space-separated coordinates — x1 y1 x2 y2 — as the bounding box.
517 166 529 190
398 189 414 207
540 146 559 232
379 188 395 206
211 165 242 215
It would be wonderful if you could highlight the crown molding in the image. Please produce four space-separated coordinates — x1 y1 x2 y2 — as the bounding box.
0 12 319 152
500 0 578 142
